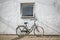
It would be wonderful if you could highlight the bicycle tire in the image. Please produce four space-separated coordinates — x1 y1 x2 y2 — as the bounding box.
16 25 29 36
16 25 30 36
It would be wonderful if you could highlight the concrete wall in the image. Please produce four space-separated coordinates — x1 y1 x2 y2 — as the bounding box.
0 0 60 35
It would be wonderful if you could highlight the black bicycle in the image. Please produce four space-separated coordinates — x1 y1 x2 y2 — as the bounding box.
16 15 44 36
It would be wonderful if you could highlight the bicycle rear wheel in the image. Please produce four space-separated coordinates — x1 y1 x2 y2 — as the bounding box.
35 26 44 36
16 25 28 36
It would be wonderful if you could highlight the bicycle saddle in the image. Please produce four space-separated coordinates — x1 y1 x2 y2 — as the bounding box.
24 22 28 24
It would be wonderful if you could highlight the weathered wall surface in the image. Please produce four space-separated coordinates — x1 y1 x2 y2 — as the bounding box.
0 0 60 35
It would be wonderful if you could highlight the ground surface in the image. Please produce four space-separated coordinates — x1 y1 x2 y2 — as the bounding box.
0 35 60 40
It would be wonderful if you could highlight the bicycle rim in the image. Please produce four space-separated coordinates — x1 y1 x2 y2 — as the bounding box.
16 26 27 36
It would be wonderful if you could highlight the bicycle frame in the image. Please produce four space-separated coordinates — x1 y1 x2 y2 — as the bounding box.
24 17 41 35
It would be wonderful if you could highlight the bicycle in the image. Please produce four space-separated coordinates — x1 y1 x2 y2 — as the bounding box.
16 15 44 36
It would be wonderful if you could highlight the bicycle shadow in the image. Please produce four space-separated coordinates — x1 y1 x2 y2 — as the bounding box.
11 36 24 40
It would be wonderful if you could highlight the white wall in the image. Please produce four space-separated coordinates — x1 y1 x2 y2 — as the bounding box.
0 0 60 35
